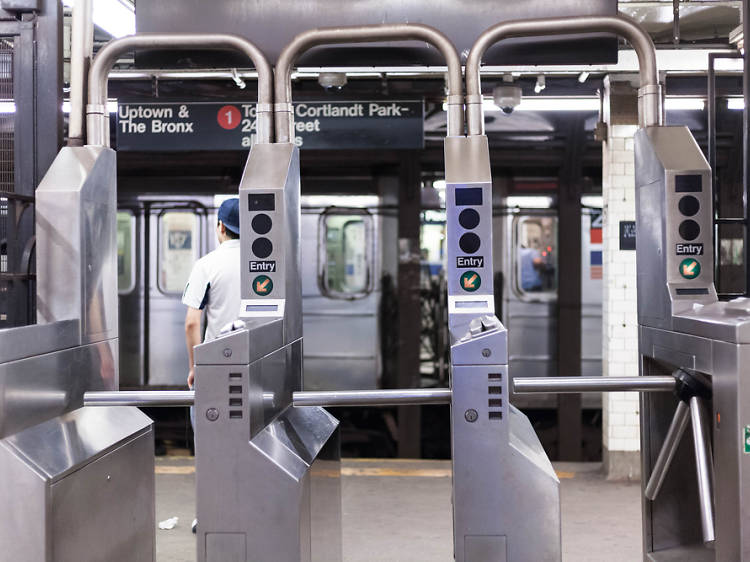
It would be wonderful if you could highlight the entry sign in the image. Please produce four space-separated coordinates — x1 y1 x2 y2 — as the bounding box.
116 101 424 151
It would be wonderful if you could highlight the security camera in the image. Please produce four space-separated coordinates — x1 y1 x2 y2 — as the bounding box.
492 85 522 115
318 72 348 91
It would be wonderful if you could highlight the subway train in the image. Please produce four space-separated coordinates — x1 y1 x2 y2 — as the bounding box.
115 190 602 449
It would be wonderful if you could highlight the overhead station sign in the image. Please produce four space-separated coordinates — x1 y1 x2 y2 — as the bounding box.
115 100 423 151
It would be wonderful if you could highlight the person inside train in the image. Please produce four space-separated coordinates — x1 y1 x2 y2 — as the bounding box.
181 197 241 533
519 244 544 292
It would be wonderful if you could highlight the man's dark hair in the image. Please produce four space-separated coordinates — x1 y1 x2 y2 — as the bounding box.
219 220 240 239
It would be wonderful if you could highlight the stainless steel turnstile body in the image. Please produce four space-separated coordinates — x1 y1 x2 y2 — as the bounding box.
446 136 561 561
635 127 750 560
0 144 156 561
194 142 341 562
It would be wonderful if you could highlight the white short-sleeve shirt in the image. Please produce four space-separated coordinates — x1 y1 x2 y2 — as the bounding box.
182 239 241 342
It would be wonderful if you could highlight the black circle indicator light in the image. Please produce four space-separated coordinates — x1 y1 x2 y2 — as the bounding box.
251 213 272 234
459 209 480 230
252 237 273 258
678 196 700 217
459 232 481 254
679 220 700 241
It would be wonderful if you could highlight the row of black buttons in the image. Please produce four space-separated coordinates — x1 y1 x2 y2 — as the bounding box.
458 209 481 254
678 195 700 242
251 213 273 258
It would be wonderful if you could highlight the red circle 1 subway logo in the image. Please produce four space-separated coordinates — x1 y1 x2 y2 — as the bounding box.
217 105 241 129
460 271 481 292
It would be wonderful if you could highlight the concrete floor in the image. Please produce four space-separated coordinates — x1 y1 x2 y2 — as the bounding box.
155 456 642 561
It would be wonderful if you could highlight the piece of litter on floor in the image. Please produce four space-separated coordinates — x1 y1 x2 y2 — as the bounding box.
158 516 179 530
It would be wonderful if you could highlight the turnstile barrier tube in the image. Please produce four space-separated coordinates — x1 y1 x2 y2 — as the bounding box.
689 396 716 545
465 14 662 135
83 388 452 408
87 33 274 146
512 376 676 394
644 400 691 501
84 390 195 407
292 388 452 407
274 24 464 141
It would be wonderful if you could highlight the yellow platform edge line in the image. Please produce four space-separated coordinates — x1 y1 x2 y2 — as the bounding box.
155 465 576 479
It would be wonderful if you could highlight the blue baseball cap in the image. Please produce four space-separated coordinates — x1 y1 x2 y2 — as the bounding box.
218 198 240 235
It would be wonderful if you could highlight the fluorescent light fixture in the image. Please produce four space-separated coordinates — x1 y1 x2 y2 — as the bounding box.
664 97 705 111
439 96 708 114
62 100 118 113
0 101 14 113
581 195 603 208
506 196 555 209
728 98 745 110
62 0 135 38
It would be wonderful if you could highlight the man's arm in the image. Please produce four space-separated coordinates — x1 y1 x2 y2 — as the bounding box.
185 307 202 388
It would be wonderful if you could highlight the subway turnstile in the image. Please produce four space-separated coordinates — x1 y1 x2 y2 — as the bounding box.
193 141 342 562
445 135 561 561
635 124 750 560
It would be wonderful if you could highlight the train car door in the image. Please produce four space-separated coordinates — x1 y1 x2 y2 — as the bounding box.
498 202 603 409
117 197 213 388
300 197 380 390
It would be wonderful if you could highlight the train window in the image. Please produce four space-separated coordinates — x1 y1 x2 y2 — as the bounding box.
318 209 374 299
158 211 199 294
513 216 558 299
117 211 135 294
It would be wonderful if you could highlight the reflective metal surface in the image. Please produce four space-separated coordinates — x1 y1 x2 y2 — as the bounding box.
0 406 154 562
689 396 716 546
85 390 195 407
512 376 676 394
36 146 119 347
466 15 661 133
0 319 78 363
644 400 690 501
445 93 560 557
0 339 118 439
87 33 273 146
238 144 302 345
634 107 750 558
292 388 451 407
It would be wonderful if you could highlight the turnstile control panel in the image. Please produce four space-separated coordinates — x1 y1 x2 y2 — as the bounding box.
240 188 286 317
635 126 716 329
237 143 302 335
445 136 495 331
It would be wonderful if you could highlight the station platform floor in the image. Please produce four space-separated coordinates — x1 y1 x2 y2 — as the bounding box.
155 456 642 561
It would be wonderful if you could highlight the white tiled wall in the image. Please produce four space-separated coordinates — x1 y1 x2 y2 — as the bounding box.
602 123 641 453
